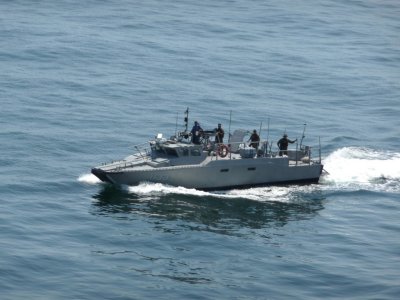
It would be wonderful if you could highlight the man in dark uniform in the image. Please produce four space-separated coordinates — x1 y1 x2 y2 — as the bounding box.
214 123 225 144
277 133 297 156
191 121 203 144
248 129 260 149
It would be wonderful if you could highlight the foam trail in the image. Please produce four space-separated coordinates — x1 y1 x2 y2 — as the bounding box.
78 173 101 185
322 147 400 192
127 182 238 199
224 186 294 202
126 182 294 202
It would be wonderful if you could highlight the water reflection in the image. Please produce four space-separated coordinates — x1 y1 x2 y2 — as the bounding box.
91 184 326 235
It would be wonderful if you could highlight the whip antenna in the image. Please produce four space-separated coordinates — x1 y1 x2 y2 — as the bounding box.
184 107 189 132
300 123 306 149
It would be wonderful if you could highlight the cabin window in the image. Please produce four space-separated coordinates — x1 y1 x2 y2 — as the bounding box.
248 167 256 171
191 148 201 156
181 148 189 156
164 148 178 157
220 169 229 172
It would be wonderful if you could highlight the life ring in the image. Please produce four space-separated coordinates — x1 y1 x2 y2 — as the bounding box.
217 144 229 158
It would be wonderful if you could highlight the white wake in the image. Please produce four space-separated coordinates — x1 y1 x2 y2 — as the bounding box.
321 147 400 192
125 182 306 202
77 173 102 185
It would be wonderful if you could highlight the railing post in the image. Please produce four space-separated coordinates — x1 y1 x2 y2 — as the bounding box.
319 136 321 164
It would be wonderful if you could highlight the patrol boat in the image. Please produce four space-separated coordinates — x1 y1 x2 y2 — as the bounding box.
91 110 324 190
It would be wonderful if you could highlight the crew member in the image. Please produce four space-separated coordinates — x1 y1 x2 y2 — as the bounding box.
277 133 297 156
214 123 225 144
248 129 260 149
191 121 203 144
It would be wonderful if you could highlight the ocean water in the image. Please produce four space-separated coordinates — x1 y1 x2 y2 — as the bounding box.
1 0 400 299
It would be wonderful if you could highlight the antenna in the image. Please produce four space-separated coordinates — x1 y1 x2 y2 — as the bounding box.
228 110 232 159
175 112 179 137
228 110 232 143
266 117 270 156
300 123 306 149
184 107 189 132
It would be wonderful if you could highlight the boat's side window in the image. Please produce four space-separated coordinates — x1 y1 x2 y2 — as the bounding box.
181 148 189 156
164 148 179 157
190 148 201 156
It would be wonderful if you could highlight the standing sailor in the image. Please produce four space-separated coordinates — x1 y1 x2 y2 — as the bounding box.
248 129 260 149
214 123 225 144
277 133 297 156
191 121 203 144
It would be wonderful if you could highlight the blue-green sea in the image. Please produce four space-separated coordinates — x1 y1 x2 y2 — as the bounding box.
1 1 400 299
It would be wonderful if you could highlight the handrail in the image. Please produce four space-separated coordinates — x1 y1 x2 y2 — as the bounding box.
125 137 322 164
211 139 322 163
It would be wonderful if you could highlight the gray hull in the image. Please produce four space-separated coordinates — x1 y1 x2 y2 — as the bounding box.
93 157 323 190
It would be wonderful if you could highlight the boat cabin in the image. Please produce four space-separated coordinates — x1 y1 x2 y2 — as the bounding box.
149 135 207 166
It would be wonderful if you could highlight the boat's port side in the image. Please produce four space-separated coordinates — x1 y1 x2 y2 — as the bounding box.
90 117 324 189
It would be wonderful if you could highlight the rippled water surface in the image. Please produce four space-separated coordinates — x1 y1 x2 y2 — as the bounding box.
1 1 400 299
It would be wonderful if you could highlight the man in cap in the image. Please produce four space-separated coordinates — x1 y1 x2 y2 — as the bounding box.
191 121 203 144
277 133 297 156
248 129 260 149
214 123 225 144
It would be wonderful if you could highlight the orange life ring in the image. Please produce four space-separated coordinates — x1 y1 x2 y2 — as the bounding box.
217 144 229 158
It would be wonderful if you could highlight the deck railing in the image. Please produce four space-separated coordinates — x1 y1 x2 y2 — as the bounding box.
211 139 322 164
121 137 322 166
